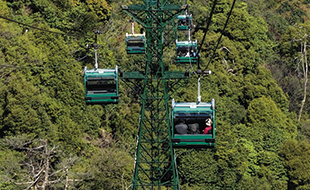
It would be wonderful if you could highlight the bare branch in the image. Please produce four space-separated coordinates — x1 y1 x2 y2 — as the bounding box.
14 181 35 185
4 137 79 190
49 176 64 184
25 175 41 190
34 167 45 179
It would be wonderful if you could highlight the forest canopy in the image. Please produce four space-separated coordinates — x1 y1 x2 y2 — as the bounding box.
0 0 309 189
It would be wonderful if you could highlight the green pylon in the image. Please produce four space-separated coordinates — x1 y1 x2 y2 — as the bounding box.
121 1 188 189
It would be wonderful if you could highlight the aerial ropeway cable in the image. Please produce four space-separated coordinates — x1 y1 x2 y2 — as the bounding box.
0 14 112 70
197 0 218 56
0 14 67 35
0 54 90 70
197 0 237 71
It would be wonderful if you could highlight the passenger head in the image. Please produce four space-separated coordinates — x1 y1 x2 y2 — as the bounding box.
205 118 212 126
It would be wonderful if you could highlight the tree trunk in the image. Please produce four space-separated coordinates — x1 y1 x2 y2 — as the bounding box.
42 140 49 190
65 168 69 190
298 41 308 121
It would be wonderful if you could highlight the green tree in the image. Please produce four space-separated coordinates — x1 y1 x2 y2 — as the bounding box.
279 139 310 189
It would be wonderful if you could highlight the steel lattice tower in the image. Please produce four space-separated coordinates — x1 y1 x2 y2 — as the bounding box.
121 1 188 189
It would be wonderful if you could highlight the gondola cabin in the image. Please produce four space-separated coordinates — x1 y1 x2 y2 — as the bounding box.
126 33 146 54
177 14 192 30
171 99 215 148
176 40 198 64
84 66 119 104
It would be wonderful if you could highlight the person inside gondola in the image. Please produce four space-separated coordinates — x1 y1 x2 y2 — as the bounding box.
190 49 196 57
203 118 212 134
177 51 181 57
186 17 190 26
188 123 200 134
185 51 190 57
175 120 188 134
179 19 185 26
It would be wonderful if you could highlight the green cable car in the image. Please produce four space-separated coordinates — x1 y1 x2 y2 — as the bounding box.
171 99 215 148
177 14 192 30
126 33 146 54
84 66 119 104
176 40 198 64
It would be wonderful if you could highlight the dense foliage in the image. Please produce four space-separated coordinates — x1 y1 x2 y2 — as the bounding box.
0 0 309 189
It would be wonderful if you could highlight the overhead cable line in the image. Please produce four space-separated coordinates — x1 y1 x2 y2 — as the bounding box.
197 0 218 55
0 14 113 70
202 0 237 71
0 13 113 37
0 54 90 70
0 14 66 35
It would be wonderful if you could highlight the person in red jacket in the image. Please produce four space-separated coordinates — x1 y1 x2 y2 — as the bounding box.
203 118 212 134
